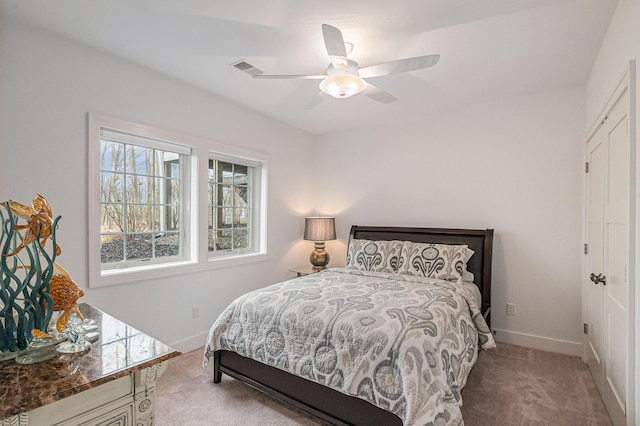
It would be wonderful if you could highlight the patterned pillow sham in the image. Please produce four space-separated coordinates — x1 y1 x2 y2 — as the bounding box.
398 241 471 282
346 239 404 273
462 247 475 282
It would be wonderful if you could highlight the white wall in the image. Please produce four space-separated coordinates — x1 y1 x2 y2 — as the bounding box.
586 0 640 126
586 0 640 422
0 19 315 352
315 86 586 355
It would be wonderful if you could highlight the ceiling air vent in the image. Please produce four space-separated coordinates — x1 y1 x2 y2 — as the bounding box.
231 60 263 77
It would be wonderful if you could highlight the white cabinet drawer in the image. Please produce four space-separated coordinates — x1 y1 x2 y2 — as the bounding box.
29 376 133 426
76 402 134 426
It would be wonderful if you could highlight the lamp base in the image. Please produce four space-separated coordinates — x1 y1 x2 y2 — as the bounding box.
309 242 330 270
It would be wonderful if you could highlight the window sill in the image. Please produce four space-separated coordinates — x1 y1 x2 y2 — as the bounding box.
207 252 269 268
91 252 269 288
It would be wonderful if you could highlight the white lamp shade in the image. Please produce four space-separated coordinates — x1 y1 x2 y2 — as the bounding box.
319 75 367 99
303 217 336 241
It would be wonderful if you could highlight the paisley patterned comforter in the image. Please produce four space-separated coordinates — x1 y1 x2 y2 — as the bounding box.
204 268 495 425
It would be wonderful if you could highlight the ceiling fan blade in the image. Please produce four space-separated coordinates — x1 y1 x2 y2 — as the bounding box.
359 54 440 78
253 74 326 80
363 83 397 104
322 24 348 71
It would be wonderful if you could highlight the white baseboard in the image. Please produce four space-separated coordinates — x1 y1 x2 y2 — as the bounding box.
492 328 582 357
170 331 208 354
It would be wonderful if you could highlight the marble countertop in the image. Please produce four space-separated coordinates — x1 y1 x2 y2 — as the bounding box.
0 303 181 419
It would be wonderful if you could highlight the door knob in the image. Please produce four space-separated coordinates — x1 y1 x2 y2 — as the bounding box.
590 273 607 286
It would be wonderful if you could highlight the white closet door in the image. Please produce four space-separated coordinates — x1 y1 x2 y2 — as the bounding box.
585 86 629 426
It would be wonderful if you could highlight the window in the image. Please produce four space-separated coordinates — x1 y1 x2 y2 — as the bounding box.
207 153 265 260
99 131 188 269
88 113 268 288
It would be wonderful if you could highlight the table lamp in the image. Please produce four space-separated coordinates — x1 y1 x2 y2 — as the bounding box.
303 217 336 271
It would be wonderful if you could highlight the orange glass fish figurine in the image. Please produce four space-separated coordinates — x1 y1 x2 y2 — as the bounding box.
2 194 61 257
32 329 52 339
48 263 85 332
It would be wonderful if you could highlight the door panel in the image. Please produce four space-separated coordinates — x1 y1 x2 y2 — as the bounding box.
607 223 627 307
602 89 629 425
586 128 605 391
606 306 626 410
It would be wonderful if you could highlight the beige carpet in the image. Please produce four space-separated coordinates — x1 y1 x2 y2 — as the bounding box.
155 343 611 425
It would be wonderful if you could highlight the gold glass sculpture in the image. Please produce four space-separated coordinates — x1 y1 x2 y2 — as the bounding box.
2 194 61 258
49 263 85 332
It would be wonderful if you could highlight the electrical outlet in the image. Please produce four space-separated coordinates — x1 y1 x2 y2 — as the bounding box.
192 306 200 319
507 303 516 316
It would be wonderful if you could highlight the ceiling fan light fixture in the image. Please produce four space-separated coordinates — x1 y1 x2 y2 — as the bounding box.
319 75 367 99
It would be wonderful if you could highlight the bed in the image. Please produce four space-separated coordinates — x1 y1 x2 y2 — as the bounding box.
204 225 495 425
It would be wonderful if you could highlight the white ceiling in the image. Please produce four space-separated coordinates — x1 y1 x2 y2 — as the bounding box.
4 0 618 135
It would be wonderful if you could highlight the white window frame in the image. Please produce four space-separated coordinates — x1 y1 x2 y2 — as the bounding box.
207 152 266 261
88 113 269 288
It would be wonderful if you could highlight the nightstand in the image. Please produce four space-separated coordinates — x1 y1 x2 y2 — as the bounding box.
288 265 323 277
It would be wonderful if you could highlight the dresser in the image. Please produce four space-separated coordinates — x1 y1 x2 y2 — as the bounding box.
0 303 181 425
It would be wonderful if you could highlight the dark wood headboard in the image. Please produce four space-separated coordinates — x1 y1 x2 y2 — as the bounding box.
349 225 494 325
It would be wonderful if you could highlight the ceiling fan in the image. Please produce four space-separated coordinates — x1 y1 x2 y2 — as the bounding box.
253 24 440 106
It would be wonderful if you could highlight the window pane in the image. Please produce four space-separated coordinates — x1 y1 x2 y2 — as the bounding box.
157 151 179 178
221 207 233 226
168 206 180 231
152 206 161 232
101 204 124 234
208 159 215 181
153 178 163 204
170 162 180 179
211 182 221 206
126 205 152 232
101 235 124 264
219 185 232 207
215 229 232 251
221 162 233 183
101 172 124 203
234 164 248 184
168 179 180 205
126 234 153 260
233 229 249 249
126 145 153 175
235 186 248 205
208 183 215 205
155 232 179 258
159 154 180 179
153 205 179 232
100 140 125 172
234 208 249 226
208 230 216 252
126 175 154 204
